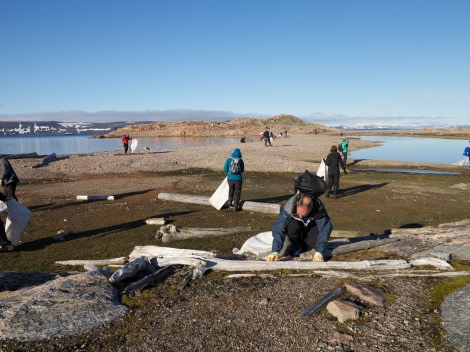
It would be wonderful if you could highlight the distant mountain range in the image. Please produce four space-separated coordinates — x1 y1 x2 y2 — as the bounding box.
1 119 468 137
0 121 152 136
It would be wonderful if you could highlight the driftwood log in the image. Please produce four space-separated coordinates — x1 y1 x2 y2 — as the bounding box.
145 217 166 225
76 195 115 201
330 238 400 256
109 256 155 283
4 152 41 159
55 257 127 267
299 287 345 317
155 224 255 243
127 246 412 271
158 192 281 214
122 266 172 295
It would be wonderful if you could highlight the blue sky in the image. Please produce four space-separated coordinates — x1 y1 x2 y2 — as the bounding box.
1 0 469 127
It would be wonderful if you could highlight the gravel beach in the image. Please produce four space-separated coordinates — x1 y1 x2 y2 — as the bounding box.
11 134 454 181
2 132 467 352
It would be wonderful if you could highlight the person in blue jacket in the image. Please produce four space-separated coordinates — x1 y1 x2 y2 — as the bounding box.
463 142 470 165
223 148 245 211
265 192 332 262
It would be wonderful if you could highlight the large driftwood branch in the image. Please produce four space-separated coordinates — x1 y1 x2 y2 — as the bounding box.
158 192 281 214
226 270 470 280
155 224 255 243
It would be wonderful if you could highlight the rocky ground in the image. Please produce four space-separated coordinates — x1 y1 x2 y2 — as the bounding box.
1 127 469 351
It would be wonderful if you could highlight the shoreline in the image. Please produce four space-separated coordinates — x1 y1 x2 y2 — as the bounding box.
9 134 461 181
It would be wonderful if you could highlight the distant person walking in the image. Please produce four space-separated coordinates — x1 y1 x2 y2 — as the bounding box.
340 137 349 165
223 148 245 211
0 155 19 200
463 141 470 166
121 134 132 154
263 128 272 146
0 192 14 252
324 145 347 199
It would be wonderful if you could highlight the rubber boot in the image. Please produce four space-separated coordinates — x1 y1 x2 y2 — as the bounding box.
334 187 338 199
227 197 233 207
233 198 241 212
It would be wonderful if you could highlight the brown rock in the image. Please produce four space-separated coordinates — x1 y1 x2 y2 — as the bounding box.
345 281 386 307
326 299 361 322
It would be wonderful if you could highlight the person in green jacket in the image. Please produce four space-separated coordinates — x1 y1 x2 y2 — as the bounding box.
340 137 349 165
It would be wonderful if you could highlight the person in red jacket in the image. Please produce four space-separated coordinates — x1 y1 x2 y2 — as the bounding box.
121 134 132 154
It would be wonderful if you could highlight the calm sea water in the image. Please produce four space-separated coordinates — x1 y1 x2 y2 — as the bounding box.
0 134 468 165
0 135 239 155
350 136 469 165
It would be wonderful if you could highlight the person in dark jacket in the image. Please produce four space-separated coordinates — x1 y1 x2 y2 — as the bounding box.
0 191 13 251
263 128 272 146
324 145 347 198
223 148 245 211
0 155 19 201
265 192 332 262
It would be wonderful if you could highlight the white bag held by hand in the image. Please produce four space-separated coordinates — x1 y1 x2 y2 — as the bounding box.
209 177 230 210
5 199 33 245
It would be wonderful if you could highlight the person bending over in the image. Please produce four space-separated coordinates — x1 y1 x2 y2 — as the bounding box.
266 192 332 262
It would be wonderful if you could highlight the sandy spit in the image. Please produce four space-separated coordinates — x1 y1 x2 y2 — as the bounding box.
10 134 454 180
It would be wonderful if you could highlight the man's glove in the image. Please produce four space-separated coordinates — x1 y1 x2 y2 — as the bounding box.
313 252 324 262
265 252 279 261
0 180 2 186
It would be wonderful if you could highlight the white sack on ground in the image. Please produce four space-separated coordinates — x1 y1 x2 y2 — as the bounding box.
6 199 33 245
233 231 284 259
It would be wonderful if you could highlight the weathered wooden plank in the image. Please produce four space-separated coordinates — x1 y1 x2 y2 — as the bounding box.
299 287 345 317
55 257 127 267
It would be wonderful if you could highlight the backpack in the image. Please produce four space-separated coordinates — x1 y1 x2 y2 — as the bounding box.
337 143 343 153
294 170 327 197
229 158 241 175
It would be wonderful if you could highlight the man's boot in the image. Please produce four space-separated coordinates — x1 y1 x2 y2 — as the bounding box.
334 187 338 199
227 197 233 207
326 188 330 198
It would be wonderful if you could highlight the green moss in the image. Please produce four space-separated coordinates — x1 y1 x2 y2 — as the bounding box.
428 276 470 310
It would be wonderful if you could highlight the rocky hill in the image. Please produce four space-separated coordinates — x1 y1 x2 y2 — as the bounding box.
105 114 338 138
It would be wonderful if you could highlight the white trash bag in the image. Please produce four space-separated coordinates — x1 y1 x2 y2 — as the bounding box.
233 231 287 260
5 199 33 245
209 177 229 210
